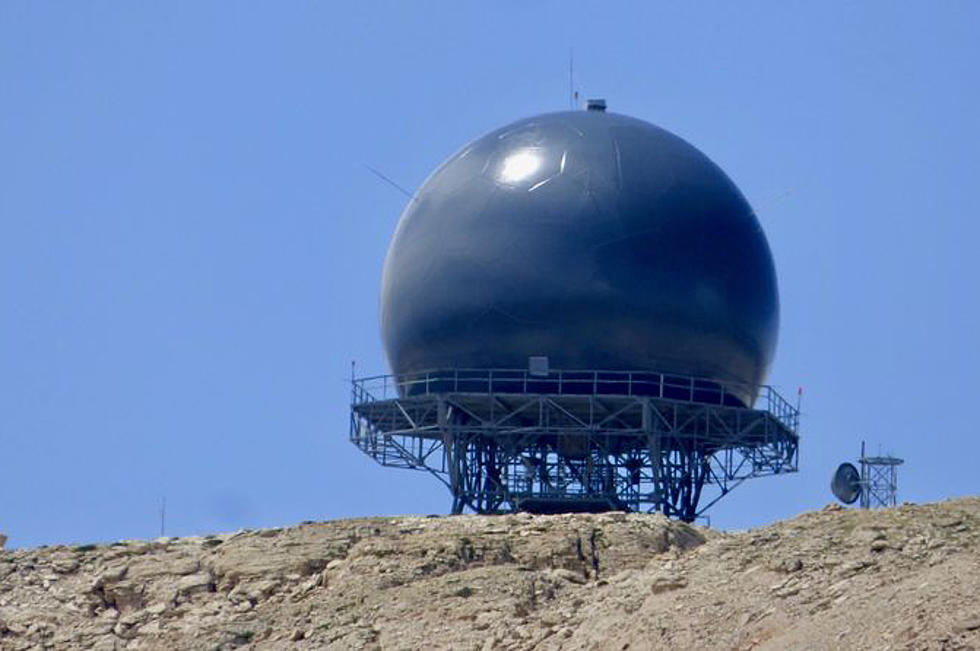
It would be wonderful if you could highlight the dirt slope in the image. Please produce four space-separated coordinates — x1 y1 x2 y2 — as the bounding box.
2 498 979 650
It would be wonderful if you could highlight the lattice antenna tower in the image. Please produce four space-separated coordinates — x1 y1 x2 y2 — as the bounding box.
858 440 904 508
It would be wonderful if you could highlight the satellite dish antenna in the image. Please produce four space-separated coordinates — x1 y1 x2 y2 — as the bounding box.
831 462 861 504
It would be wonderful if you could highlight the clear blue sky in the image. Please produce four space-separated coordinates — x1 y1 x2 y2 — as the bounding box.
2 3 978 548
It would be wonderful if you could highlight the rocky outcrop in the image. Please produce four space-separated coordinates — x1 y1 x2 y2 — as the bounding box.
1 499 979 649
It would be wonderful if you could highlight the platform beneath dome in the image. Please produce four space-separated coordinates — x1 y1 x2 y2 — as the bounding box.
350 368 799 521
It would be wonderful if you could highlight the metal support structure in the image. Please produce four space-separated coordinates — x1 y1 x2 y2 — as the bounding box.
858 440 904 509
350 368 799 521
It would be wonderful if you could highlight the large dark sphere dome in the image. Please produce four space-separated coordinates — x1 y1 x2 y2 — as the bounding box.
380 109 779 406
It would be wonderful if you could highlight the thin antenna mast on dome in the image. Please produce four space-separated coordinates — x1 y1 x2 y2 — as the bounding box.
568 49 581 109
569 49 574 110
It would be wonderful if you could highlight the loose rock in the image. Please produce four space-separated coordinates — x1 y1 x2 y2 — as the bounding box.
0 500 977 649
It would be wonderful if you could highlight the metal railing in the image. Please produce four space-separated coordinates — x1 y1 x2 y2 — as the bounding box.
352 367 799 433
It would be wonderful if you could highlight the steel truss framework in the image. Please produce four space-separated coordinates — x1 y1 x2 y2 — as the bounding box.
859 442 904 509
350 369 799 521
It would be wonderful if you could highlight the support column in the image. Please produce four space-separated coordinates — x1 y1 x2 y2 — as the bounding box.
439 397 464 514
643 398 663 514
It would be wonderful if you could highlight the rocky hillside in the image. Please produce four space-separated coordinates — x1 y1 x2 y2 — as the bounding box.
2 498 980 650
